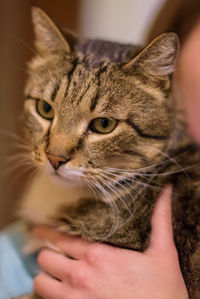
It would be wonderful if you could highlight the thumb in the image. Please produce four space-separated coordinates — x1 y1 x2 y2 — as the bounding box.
146 185 175 254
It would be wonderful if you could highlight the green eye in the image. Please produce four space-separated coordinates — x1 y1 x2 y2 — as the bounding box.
89 118 117 134
36 100 54 120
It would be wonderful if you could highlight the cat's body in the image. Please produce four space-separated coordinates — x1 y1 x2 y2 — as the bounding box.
15 7 200 299
21 144 200 298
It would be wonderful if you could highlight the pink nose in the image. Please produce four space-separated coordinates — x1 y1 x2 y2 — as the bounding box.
47 153 68 170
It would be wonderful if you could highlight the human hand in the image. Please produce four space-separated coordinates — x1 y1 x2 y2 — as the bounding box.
33 186 188 299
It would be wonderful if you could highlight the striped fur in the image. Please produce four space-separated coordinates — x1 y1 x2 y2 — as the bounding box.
18 7 200 299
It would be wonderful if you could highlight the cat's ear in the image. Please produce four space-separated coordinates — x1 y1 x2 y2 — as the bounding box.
123 33 179 79
31 7 70 55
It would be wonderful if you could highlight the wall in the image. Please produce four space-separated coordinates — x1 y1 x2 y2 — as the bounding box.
79 0 165 44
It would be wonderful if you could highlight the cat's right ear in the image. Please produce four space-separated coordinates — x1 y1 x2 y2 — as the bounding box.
31 7 70 55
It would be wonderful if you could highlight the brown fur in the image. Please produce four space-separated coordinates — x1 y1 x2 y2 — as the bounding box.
16 7 200 299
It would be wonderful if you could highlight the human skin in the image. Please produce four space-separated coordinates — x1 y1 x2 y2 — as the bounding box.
175 21 200 145
33 186 188 299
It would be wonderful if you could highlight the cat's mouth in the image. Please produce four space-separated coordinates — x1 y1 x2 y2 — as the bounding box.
46 163 89 187
46 162 102 188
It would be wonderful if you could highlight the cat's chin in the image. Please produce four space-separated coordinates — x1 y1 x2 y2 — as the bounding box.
44 162 86 188
49 172 86 189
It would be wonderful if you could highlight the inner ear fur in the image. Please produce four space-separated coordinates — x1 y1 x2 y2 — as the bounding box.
123 33 180 78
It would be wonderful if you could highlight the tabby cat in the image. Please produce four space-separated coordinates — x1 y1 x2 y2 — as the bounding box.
16 7 200 299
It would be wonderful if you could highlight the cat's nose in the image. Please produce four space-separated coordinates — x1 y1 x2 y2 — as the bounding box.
46 153 69 170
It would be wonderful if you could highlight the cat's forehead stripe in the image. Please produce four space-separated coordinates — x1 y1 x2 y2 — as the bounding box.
64 57 79 99
51 80 61 102
89 67 102 112
54 77 69 103
90 90 99 112
58 62 104 108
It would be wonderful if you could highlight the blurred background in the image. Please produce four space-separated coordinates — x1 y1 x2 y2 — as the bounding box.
0 0 171 229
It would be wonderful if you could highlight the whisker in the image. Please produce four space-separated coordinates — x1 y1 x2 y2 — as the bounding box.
0 128 29 146
104 161 196 178
90 179 120 241
103 169 153 206
1 160 34 177
103 169 163 192
85 179 98 200
96 175 143 236
10 165 38 189
9 34 42 59
10 65 41 80
152 147 191 180
100 172 134 217
103 150 189 175
9 34 56 79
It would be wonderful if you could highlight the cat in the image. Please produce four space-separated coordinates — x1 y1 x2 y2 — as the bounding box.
15 7 200 299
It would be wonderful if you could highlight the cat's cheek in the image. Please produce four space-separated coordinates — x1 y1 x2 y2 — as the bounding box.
30 144 48 169
105 154 144 170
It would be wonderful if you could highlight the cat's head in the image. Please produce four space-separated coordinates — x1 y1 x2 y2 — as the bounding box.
24 7 179 187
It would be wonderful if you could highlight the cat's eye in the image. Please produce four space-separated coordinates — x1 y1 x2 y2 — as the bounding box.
89 118 117 134
36 100 54 120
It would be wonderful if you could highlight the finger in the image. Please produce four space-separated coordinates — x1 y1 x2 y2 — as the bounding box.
34 272 63 299
33 225 90 260
147 185 175 253
38 249 77 281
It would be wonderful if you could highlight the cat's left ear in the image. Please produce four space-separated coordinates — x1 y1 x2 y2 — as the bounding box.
31 7 70 55
123 33 179 80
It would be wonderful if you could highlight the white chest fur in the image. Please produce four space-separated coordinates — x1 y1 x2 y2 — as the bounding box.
20 172 89 225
